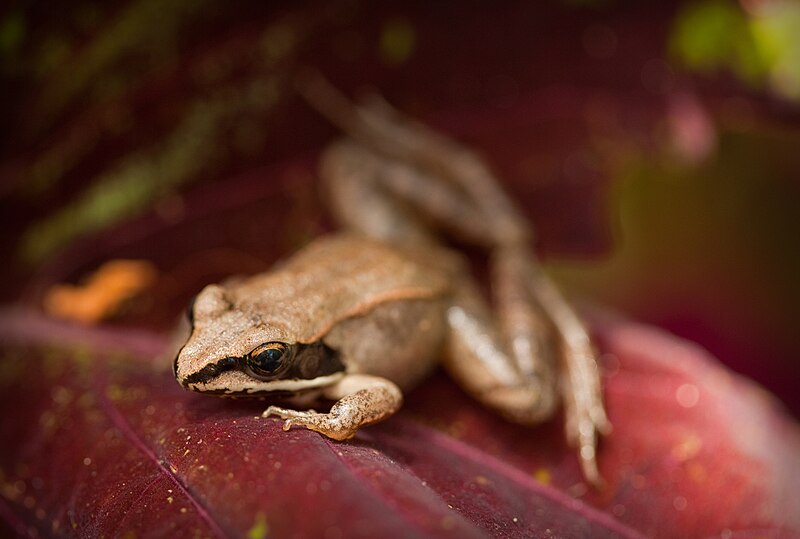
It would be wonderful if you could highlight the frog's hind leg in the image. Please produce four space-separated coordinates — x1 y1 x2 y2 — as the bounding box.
300 72 610 483
495 246 611 482
320 139 497 248
297 70 527 248
318 139 437 246
444 273 559 423
320 139 610 480
444 247 610 484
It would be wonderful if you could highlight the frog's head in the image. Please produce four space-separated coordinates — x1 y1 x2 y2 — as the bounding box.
174 283 344 396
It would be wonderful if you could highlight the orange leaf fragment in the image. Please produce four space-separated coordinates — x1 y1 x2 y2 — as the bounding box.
43 260 158 324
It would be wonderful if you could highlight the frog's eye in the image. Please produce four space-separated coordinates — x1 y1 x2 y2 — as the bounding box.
247 342 294 378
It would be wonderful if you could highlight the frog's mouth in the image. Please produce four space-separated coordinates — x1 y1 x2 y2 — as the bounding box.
185 372 346 397
187 389 300 398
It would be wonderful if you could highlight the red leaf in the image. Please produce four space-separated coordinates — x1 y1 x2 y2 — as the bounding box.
1 308 798 538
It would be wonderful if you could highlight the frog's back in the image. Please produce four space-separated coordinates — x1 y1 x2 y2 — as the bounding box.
228 233 451 343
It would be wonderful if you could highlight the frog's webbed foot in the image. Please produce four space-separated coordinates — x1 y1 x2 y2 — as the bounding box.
262 375 403 441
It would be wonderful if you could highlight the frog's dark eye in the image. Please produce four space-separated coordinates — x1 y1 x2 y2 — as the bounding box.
247 342 294 378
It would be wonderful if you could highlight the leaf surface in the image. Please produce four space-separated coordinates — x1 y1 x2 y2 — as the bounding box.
1 307 798 538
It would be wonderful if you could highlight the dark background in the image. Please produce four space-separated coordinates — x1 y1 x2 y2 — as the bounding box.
1 0 799 416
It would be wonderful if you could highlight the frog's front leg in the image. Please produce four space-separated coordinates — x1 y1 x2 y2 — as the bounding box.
263 374 402 441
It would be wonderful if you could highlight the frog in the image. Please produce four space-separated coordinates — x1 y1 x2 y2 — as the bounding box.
174 72 611 483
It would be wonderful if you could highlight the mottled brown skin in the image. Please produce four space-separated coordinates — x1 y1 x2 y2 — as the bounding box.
175 74 610 484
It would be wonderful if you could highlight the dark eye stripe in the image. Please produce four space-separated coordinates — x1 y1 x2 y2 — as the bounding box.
182 356 239 386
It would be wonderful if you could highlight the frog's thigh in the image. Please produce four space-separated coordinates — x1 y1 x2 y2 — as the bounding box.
320 140 434 246
321 141 497 248
263 375 402 441
443 278 558 425
299 71 528 245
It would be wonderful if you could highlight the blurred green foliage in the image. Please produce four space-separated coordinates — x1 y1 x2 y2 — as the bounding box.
671 0 800 100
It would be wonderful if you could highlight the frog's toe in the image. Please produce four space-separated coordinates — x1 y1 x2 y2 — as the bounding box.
263 406 318 420
564 400 611 487
262 405 285 418
278 414 359 441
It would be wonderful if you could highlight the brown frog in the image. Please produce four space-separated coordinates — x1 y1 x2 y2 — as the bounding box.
174 74 610 483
